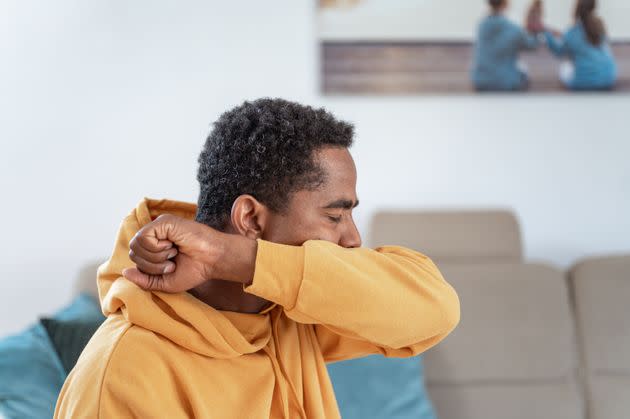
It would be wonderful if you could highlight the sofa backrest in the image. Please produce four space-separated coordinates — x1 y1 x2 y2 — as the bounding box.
569 255 630 419
72 260 103 299
370 210 522 264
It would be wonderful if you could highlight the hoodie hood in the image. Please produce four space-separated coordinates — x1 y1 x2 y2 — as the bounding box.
96 198 273 359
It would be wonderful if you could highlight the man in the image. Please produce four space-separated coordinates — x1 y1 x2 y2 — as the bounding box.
55 98 460 418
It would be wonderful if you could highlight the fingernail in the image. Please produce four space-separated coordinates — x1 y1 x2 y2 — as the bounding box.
168 250 177 259
163 264 175 274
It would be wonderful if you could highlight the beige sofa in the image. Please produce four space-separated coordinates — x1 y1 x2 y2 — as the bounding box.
370 211 629 419
73 211 628 418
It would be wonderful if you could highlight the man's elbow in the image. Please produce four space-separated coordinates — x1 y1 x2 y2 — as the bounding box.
423 257 460 336
415 257 460 337
405 280 461 348
440 282 461 335
394 284 460 353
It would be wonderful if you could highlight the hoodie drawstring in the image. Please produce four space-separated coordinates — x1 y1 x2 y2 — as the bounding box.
262 310 308 419
262 345 292 419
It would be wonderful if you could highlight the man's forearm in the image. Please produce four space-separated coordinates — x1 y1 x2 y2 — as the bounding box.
242 240 460 349
213 233 258 285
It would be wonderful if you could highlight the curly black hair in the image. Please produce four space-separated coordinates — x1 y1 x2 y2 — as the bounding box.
195 98 354 229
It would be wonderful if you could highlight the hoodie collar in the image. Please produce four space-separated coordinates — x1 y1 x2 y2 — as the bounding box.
98 198 276 358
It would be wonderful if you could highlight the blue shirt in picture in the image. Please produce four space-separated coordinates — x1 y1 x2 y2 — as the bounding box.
544 24 617 90
471 14 539 91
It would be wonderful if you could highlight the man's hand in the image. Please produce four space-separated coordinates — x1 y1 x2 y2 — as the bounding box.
123 214 257 293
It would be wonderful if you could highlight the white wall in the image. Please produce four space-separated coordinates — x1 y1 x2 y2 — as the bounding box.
1 0 629 336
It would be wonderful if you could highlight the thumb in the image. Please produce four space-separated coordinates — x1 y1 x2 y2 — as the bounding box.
122 267 166 292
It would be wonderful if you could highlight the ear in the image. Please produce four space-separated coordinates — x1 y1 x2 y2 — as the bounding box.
230 195 270 240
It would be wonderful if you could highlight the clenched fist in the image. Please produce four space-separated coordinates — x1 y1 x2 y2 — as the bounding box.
123 214 257 293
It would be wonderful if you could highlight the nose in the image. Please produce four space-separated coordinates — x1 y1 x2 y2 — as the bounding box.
340 218 362 248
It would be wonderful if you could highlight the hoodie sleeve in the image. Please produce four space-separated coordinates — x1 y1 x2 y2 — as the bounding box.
244 240 460 362
544 30 569 57
497 18 538 51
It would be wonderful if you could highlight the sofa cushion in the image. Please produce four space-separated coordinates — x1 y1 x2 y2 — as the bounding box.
0 323 66 419
570 255 630 419
587 376 630 419
428 380 583 419
424 263 578 382
40 316 104 374
0 294 103 419
327 355 436 419
570 255 630 372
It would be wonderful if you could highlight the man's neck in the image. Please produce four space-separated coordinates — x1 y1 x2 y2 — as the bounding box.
190 279 271 314
188 226 270 313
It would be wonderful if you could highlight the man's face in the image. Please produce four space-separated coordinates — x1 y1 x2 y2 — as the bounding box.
261 147 362 249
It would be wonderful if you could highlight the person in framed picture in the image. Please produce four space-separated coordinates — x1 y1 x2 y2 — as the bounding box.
543 0 617 90
471 0 544 91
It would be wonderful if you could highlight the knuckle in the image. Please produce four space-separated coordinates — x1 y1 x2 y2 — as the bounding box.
157 214 174 224
134 237 146 249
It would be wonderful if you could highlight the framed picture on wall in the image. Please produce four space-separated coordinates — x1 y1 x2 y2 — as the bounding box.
319 0 630 94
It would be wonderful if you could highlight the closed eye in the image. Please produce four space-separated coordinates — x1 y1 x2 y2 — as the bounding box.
327 215 342 224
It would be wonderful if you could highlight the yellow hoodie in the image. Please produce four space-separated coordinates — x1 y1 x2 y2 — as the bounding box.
55 198 460 419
